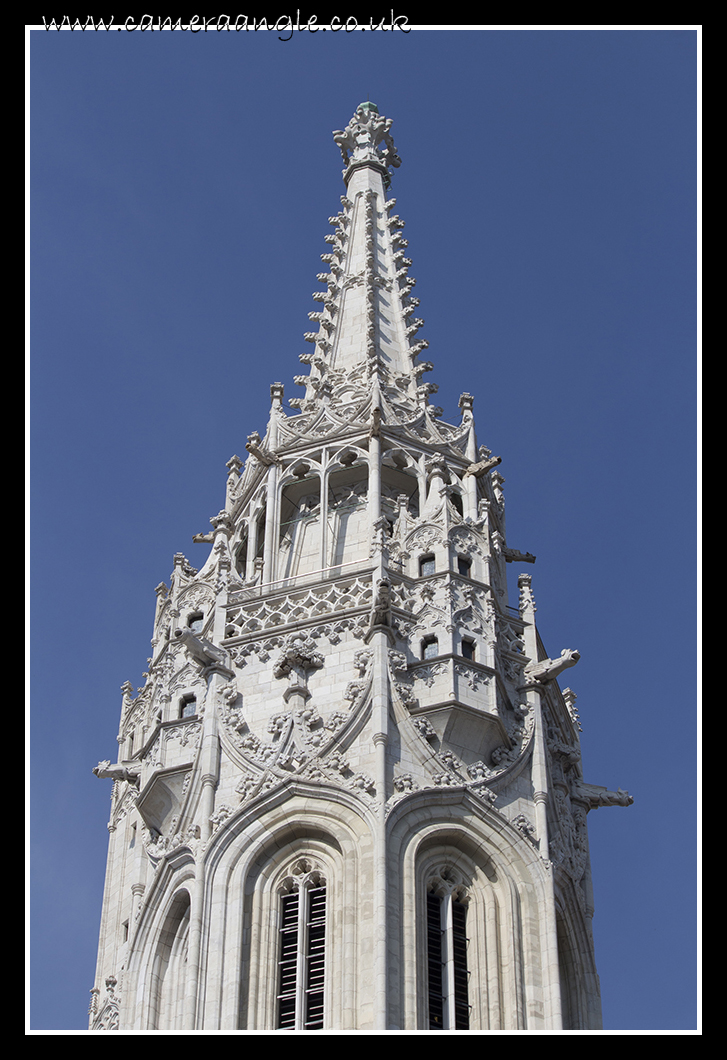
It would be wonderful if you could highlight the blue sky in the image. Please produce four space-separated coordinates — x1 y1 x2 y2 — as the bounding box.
28 26 699 1032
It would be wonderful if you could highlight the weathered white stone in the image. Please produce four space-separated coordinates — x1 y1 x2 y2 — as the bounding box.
90 102 632 1031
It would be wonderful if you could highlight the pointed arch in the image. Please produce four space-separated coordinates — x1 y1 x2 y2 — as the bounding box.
387 789 554 1030
148 888 192 1030
196 785 377 1030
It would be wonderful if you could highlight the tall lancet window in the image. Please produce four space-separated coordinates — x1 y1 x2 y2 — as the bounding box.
427 870 470 1030
277 862 327 1030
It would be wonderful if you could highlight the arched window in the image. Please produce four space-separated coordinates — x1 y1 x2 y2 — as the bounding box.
426 869 470 1029
277 861 327 1030
149 890 191 1030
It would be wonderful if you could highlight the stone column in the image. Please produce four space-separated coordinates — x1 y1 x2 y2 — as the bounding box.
518 572 563 1030
319 461 330 572
262 463 279 586
245 514 258 583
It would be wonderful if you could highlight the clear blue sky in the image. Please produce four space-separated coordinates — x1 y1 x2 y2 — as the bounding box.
29 26 699 1032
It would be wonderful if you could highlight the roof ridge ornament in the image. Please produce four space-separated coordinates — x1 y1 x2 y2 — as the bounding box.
333 102 402 184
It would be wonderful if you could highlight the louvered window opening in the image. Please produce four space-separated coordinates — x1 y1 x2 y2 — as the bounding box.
277 885 326 1029
427 891 470 1030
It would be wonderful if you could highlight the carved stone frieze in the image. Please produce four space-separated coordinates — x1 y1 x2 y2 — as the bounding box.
164 719 203 750
453 661 491 692
412 662 447 687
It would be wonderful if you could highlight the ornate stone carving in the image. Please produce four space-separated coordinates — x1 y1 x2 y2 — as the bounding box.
225 576 373 639
503 547 536 564
332 102 402 174
145 824 201 860
370 577 391 626
513 814 537 845
91 975 120 1031
273 633 325 680
174 627 232 673
413 715 437 741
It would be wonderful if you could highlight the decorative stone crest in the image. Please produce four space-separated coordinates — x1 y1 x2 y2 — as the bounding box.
273 633 324 681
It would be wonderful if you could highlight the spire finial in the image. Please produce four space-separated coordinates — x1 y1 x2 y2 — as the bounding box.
332 103 401 179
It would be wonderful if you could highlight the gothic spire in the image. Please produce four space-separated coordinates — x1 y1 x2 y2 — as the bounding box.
291 103 433 425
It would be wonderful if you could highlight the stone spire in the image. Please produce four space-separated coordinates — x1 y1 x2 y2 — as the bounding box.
90 103 632 1033
293 102 433 427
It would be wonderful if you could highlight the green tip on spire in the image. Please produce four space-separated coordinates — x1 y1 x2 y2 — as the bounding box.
358 101 379 114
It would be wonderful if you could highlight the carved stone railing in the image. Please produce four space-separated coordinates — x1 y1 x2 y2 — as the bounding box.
223 570 375 642
227 558 372 606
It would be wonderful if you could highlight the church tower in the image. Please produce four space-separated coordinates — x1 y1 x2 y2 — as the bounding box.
90 103 632 1032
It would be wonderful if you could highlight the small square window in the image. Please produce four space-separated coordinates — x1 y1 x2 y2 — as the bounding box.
457 556 472 578
419 555 435 577
422 636 439 661
180 695 197 718
188 612 204 634
461 639 475 661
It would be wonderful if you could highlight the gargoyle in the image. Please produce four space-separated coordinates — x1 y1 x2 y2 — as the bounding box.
503 547 536 564
464 455 502 478
524 649 580 684
571 780 634 808
93 760 140 784
245 432 280 467
174 627 231 672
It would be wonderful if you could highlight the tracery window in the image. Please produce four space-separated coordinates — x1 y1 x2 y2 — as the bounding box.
277 861 327 1030
426 869 470 1029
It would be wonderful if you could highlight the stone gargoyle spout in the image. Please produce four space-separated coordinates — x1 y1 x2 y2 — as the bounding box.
93 760 140 784
525 648 581 684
